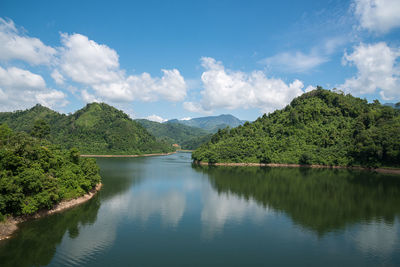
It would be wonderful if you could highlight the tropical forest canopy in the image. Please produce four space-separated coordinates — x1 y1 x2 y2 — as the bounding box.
167 114 245 133
136 119 212 150
193 88 400 168
0 124 101 219
0 103 173 155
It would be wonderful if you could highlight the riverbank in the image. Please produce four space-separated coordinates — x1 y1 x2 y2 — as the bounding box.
81 152 176 158
0 183 102 241
193 161 400 175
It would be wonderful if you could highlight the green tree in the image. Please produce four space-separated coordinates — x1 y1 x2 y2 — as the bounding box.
31 119 50 140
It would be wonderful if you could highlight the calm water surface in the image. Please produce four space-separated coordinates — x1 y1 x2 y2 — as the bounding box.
1 152 400 266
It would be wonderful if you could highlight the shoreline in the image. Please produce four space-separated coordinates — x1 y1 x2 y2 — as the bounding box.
0 183 103 241
80 152 176 158
193 161 400 175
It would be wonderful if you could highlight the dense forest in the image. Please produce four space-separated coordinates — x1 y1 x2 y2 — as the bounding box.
0 124 101 220
136 119 212 149
0 103 173 155
193 88 400 168
167 114 245 132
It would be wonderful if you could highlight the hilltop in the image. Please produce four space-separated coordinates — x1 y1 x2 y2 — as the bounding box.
193 88 400 168
0 103 173 155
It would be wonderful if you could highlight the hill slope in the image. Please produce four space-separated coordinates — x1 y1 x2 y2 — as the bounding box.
193 88 400 167
167 114 245 132
0 124 101 218
0 103 173 155
136 119 211 149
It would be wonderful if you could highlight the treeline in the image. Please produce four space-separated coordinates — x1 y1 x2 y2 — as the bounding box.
193 88 400 167
0 124 101 219
0 103 173 155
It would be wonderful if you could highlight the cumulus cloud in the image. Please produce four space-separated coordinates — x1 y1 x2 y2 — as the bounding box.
0 66 67 110
81 89 100 103
0 18 56 65
51 69 65 85
0 66 46 90
263 51 328 73
184 57 305 114
145 114 167 123
58 33 187 103
340 42 400 100
355 0 400 34
305 85 316 92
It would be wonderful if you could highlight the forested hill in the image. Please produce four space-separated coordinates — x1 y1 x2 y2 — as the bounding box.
167 114 245 133
0 103 173 155
136 119 212 150
192 88 400 168
0 124 101 219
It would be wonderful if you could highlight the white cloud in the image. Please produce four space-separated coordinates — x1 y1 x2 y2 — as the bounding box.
0 18 56 65
0 66 46 90
58 33 187 103
340 42 400 100
0 66 67 110
180 117 192 121
59 33 121 85
81 89 100 103
51 69 65 85
183 101 212 115
145 114 167 123
185 57 305 114
305 85 316 92
36 90 68 107
263 51 328 73
355 0 400 34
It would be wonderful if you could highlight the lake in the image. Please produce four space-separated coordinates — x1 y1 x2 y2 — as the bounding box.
1 152 400 266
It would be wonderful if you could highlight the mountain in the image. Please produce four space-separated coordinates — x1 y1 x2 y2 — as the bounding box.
193 88 400 168
384 103 400 109
167 114 246 132
0 103 173 155
136 119 211 149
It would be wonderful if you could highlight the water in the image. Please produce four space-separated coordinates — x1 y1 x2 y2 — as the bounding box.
1 152 400 266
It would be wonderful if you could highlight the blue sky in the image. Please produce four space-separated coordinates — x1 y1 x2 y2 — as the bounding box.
0 0 399 121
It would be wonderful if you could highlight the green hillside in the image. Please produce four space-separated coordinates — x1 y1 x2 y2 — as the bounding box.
0 103 173 155
136 119 211 149
193 88 400 168
0 124 101 218
167 114 245 133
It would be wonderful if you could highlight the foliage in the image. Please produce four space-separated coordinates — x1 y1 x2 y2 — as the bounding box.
0 124 101 217
168 114 245 133
0 103 173 155
193 88 400 167
136 119 211 149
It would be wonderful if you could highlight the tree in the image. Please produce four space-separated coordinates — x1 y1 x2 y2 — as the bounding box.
31 119 50 140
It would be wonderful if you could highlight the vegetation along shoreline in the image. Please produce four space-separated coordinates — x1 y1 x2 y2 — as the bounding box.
0 183 102 241
193 161 400 175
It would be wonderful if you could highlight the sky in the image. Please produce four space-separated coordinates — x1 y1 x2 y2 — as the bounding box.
0 0 399 122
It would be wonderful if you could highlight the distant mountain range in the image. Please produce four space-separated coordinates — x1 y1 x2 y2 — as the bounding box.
384 103 400 109
136 114 246 149
167 114 246 133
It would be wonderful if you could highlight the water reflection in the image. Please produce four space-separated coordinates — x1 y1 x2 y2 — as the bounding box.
1 154 400 267
201 182 269 238
0 196 101 267
193 165 400 236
